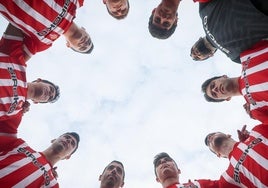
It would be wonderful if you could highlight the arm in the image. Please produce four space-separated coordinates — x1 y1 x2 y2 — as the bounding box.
4 23 24 38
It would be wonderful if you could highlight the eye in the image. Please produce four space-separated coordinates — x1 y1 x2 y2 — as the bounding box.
154 17 161 24
116 167 123 175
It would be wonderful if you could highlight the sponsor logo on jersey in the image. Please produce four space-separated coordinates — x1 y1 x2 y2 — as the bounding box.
37 0 71 37
233 138 262 183
7 67 19 114
203 16 230 55
18 147 51 186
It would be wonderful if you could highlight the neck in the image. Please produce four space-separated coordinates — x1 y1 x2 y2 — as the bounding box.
162 177 179 188
219 139 237 158
26 83 34 100
231 77 241 96
63 22 78 38
162 0 181 11
204 37 217 52
42 148 60 167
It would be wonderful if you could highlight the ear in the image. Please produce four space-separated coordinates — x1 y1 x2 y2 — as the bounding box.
217 153 221 158
156 177 160 182
66 41 70 48
32 100 38 104
152 8 156 15
103 0 107 4
120 181 125 187
225 97 231 101
99 175 102 181
178 168 181 174
63 155 71 160
222 75 228 78
51 138 56 144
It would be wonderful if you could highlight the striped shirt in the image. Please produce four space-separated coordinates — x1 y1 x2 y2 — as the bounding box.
0 0 84 56
0 35 27 134
239 40 268 124
0 136 58 188
197 124 268 188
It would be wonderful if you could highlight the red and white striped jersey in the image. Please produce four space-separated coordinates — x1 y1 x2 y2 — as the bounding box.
0 0 84 56
197 124 268 188
238 40 268 124
0 34 27 134
0 136 59 188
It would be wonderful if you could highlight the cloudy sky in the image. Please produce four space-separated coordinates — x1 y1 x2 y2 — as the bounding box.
0 1 261 187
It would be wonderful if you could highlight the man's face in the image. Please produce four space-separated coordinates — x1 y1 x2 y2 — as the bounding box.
152 4 178 30
66 27 92 53
190 38 214 61
155 156 180 183
51 134 78 159
31 80 56 103
205 132 229 156
99 162 124 188
103 0 129 18
206 76 234 101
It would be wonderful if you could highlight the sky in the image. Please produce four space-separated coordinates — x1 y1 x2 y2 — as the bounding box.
0 1 261 188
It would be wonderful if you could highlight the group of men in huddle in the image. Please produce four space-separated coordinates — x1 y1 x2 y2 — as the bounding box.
0 0 268 187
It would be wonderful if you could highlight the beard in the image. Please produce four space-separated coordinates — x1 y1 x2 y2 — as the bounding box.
51 143 64 155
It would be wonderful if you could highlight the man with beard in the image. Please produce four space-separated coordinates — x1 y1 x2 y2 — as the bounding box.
148 0 181 39
201 40 268 124
103 0 129 20
99 160 125 188
0 131 80 188
0 24 60 137
204 123 268 187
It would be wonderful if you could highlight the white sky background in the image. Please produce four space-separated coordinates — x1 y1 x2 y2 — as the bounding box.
0 1 261 187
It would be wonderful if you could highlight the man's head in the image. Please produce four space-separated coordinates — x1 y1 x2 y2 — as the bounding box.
99 160 125 188
148 5 178 39
201 75 237 102
50 132 80 160
204 132 231 158
190 37 217 61
103 0 129 20
29 78 60 104
153 152 180 185
66 27 94 54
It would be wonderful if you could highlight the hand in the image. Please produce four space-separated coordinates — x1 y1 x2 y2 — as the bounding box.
22 101 30 114
52 166 58 179
243 103 254 119
237 125 250 142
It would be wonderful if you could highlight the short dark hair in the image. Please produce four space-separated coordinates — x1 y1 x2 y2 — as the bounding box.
153 152 178 176
102 160 125 181
65 132 80 155
106 0 129 20
32 79 60 103
201 76 225 102
148 13 178 39
71 39 94 54
191 37 217 61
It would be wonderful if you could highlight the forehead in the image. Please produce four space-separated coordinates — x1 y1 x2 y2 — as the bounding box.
61 134 77 144
107 162 123 169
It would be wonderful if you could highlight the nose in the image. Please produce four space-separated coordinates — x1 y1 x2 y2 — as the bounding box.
111 168 116 174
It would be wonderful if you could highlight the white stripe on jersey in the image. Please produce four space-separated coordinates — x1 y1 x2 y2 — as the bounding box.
0 142 28 161
237 142 268 170
221 171 241 187
240 46 268 62
241 61 268 79
229 157 265 188
13 163 50 188
0 63 27 74
241 82 268 94
0 78 26 88
250 101 268 111
13 0 65 37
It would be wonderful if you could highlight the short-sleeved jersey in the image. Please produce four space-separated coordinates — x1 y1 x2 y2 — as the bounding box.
0 0 84 57
0 35 27 134
0 136 59 188
197 124 268 188
238 40 268 124
198 0 268 63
